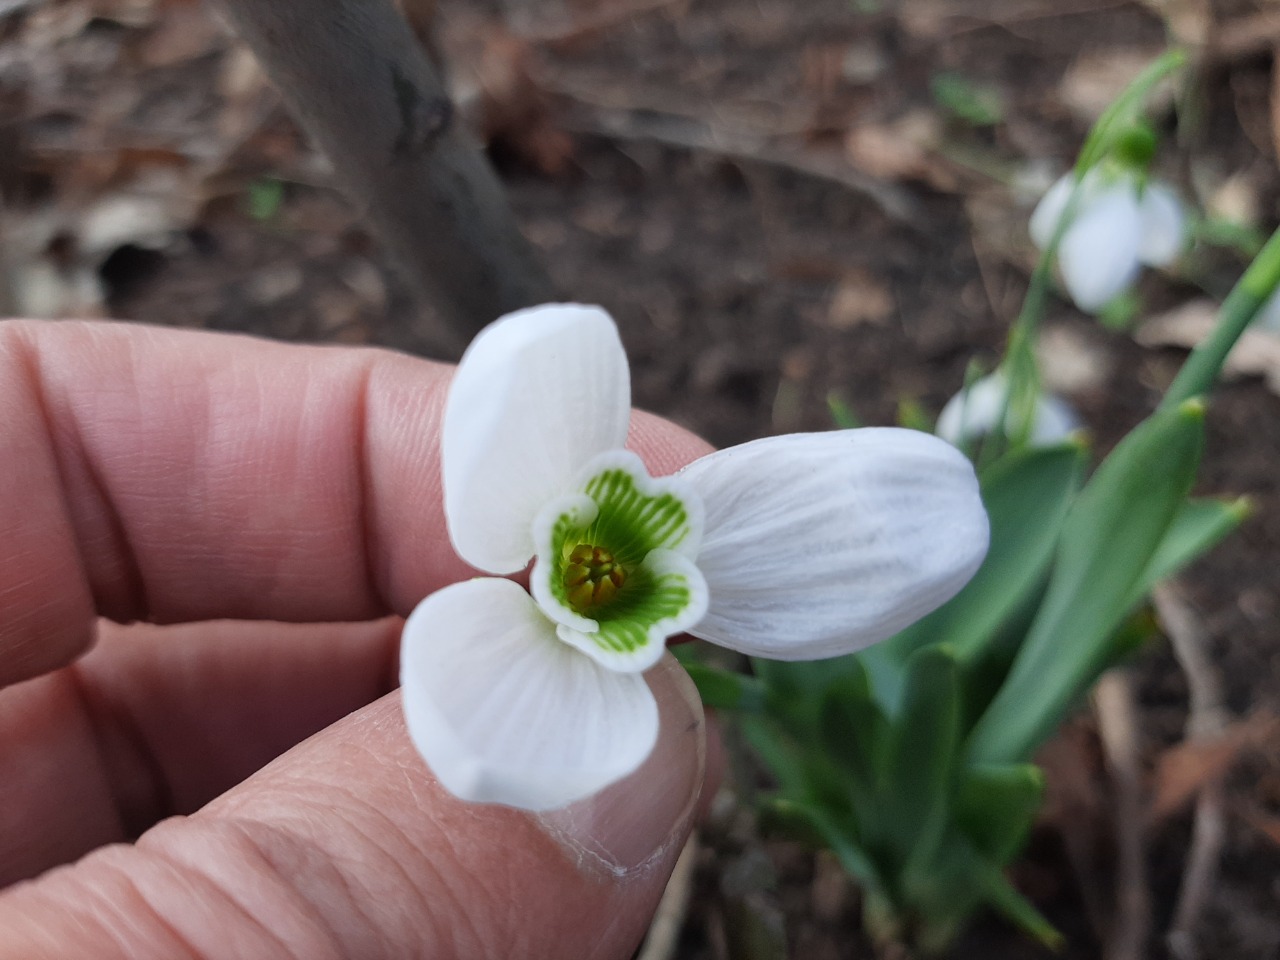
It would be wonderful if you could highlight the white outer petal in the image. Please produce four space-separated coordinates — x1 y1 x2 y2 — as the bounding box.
443 304 631 574
935 373 1079 448
1032 392 1081 444
1029 173 1076 250
679 429 990 659
1137 181 1186 267
400 578 659 811
1058 183 1144 312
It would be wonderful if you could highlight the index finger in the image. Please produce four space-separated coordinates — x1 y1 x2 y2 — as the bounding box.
0 320 712 685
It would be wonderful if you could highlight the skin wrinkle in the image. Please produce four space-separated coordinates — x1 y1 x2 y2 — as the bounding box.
263 784 423 943
0 324 96 675
34 336 153 624
21 852 199 960
222 805 449 960
137 824 343 960
105 863 206 960
351 355 390 625
256 761 478 957
63 657 161 840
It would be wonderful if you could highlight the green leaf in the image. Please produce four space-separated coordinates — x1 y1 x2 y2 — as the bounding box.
931 71 1005 126
801 803 887 893
955 764 1045 864
861 441 1086 709
820 680 891 789
739 715 816 800
977 862 1063 950
247 178 284 221
885 648 962 872
896 396 932 433
827 390 861 429
1126 496 1249 607
683 663 767 712
968 399 1205 763
753 655 868 730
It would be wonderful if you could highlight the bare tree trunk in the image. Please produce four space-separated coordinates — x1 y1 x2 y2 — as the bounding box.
212 0 556 354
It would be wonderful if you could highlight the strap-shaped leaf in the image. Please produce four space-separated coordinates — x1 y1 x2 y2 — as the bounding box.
955 763 1045 864
884 647 962 873
1125 496 1249 608
753 654 869 731
976 859 1063 950
682 662 767 712
968 400 1205 763
820 683 892 791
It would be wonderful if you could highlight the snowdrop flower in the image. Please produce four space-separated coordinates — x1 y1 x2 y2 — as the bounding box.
1030 170 1186 312
400 304 990 811
936 372 1079 449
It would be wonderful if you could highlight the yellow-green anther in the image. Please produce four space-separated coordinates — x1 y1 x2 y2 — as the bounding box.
563 543 626 612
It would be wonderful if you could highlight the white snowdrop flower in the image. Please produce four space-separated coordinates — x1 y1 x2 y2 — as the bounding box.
400 304 990 810
936 372 1079 449
1030 170 1187 313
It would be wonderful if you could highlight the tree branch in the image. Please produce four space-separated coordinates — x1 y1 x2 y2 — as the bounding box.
212 0 555 354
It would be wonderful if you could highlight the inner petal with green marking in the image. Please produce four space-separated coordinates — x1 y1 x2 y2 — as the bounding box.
531 451 709 673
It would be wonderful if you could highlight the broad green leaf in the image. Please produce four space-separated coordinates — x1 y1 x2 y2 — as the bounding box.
885 648 961 872
818 680 892 844
803 802 887 893
820 681 891 789
977 862 1063 950
968 400 1205 763
827 390 861 429
683 663 767 712
739 715 814 800
754 655 867 730
1125 496 1249 608
861 441 1086 710
955 764 1045 863
948 442 1088 661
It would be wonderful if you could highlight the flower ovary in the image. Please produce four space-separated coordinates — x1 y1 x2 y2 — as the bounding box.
563 543 626 611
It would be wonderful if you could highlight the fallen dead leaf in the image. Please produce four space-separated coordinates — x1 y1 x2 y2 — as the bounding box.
1203 171 1263 228
444 17 575 174
1037 323 1113 395
1151 713 1276 823
844 110 955 191
826 268 894 329
1036 718 1111 934
1137 299 1280 395
1240 806 1280 848
1136 0 1211 49
135 2 224 68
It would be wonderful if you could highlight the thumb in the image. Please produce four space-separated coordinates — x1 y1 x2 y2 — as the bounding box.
0 655 705 960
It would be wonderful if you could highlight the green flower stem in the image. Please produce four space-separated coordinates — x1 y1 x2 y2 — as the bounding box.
1162 223 1280 408
1075 49 1187 177
991 48 1187 458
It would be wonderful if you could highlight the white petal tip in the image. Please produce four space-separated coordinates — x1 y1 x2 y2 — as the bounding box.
400 578 659 811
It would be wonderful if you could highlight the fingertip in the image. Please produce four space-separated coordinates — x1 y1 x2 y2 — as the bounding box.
627 410 715 478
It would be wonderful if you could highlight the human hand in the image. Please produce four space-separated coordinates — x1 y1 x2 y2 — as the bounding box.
0 320 712 959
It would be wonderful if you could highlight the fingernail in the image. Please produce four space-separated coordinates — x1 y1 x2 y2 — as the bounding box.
536 654 705 881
